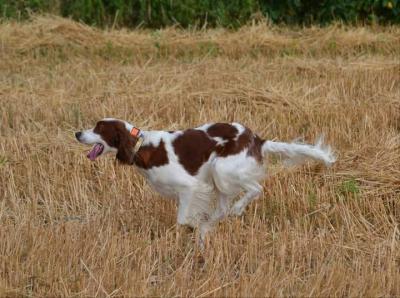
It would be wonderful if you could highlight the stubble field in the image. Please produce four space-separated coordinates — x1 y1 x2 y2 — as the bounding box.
0 16 399 297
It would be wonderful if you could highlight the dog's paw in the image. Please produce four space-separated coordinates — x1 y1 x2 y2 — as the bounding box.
231 202 246 216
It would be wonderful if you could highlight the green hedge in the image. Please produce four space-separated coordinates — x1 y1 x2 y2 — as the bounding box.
260 0 400 25
1 0 399 27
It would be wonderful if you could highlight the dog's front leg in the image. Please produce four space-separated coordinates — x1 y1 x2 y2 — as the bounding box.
177 189 213 250
177 190 193 227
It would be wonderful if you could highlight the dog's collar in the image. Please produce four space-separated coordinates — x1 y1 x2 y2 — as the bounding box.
130 127 143 153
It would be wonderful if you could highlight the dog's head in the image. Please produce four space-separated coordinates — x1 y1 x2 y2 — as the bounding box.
75 118 138 164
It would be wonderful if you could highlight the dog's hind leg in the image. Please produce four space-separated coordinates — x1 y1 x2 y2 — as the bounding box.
231 183 262 216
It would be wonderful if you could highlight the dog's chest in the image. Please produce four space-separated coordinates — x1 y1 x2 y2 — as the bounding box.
137 164 189 198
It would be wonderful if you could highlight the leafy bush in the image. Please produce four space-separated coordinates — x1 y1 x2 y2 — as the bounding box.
58 0 258 28
0 0 59 19
260 0 400 25
60 0 140 27
0 0 399 27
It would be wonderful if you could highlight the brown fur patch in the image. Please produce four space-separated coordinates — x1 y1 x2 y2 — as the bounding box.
173 129 217 175
93 120 123 148
134 141 169 169
207 123 238 139
94 120 137 164
247 135 264 163
206 123 263 159
215 127 251 157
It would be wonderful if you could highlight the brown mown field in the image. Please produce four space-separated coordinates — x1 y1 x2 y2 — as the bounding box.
0 16 399 297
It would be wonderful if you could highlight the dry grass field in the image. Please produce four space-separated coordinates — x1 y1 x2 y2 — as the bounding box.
0 16 399 297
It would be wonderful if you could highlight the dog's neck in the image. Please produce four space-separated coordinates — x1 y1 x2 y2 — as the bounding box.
121 121 145 156
122 121 142 137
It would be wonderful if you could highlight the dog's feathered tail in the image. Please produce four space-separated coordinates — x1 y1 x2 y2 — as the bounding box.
261 136 336 167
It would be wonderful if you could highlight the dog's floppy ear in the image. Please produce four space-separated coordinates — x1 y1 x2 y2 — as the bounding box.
116 127 135 164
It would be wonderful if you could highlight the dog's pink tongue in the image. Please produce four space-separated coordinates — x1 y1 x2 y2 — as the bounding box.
87 144 102 161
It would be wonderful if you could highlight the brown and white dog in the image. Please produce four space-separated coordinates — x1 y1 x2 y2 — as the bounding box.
75 118 335 244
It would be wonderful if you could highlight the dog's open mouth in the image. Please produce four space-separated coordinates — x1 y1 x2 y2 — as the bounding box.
87 143 104 161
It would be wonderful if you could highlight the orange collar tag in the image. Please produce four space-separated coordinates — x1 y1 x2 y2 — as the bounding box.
130 127 141 138
130 127 143 154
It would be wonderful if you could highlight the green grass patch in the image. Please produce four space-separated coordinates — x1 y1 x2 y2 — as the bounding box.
337 178 360 199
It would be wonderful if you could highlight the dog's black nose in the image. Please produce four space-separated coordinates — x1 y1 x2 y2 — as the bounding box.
75 132 82 140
